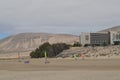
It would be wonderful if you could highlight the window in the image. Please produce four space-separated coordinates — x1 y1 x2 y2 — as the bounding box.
85 35 89 40
119 34 120 39
116 34 119 40
113 34 115 40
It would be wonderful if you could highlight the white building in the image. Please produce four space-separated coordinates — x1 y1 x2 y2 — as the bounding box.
110 31 120 44
80 31 120 46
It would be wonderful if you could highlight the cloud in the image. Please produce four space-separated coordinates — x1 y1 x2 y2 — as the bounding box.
0 0 120 35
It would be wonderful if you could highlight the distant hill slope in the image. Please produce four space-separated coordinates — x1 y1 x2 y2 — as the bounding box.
98 26 120 32
0 33 79 54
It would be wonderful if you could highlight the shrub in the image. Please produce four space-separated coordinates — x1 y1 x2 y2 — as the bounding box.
84 44 91 47
52 43 69 56
30 42 70 58
73 42 82 47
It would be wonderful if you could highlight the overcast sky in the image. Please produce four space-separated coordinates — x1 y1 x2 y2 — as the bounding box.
0 0 120 38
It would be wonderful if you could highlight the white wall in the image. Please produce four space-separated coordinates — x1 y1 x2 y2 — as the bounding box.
80 32 90 46
110 31 120 44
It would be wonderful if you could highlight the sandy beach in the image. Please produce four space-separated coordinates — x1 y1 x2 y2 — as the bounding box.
0 58 120 80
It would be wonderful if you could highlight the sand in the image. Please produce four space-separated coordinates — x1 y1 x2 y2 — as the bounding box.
0 58 120 80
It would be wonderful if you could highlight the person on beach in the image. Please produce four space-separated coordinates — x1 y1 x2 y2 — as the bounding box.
73 54 77 60
81 54 85 60
18 52 22 62
44 51 49 64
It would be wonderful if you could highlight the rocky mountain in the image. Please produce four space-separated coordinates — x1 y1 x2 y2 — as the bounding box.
0 33 79 54
99 26 120 32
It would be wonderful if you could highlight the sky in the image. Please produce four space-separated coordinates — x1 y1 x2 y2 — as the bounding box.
0 0 120 39
0 33 9 39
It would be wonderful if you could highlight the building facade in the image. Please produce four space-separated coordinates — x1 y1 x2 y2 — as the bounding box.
80 32 90 46
80 31 120 46
110 31 120 44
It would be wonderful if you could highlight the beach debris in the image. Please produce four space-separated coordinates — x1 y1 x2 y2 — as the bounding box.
24 60 30 64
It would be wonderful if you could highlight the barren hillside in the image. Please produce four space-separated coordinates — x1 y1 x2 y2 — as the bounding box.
99 26 120 32
0 33 79 54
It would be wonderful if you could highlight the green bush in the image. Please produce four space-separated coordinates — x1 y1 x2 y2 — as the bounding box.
30 42 70 58
73 42 82 47
84 44 91 47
